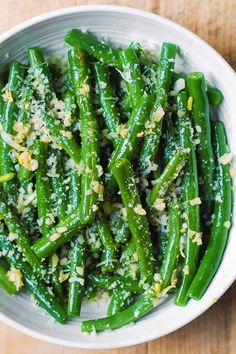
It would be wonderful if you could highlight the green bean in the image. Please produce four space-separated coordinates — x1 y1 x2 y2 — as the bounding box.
120 236 140 280
149 149 188 207
97 217 116 273
1 61 26 200
110 210 130 244
160 198 181 288
48 253 64 303
138 43 177 176
0 261 17 294
112 159 154 283
206 85 223 106
187 72 214 217
188 122 232 299
107 288 132 316
42 113 81 165
172 72 223 106
106 95 153 196
94 62 120 147
0 77 5 120
119 47 143 108
17 57 37 224
0 226 67 324
68 167 81 211
65 29 122 69
28 47 53 101
34 141 54 236
68 236 86 316
32 207 81 258
88 274 144 293
163 114 176 164
81 295 154 333
64 90 78 132
0 191 45 274
68 49 101 224
174 91 201 306
49 149 68 220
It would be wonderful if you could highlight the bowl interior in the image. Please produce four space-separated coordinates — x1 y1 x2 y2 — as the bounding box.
0 6 235 349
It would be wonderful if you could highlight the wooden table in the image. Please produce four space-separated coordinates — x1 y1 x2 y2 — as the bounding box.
0 1 235 353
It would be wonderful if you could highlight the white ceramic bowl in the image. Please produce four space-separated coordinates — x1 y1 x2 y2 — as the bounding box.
0 5 235 349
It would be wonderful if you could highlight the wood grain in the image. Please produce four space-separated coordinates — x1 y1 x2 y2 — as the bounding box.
0 1 235 353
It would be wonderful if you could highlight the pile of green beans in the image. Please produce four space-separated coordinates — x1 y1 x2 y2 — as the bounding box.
0 28 231 333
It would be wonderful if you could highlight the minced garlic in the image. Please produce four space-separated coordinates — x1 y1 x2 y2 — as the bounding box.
189 197 201 206
7 268 23 290
153 198 166 211
223 221 231 229
218 153 233 165
152 106 165 122
133 204 146 215
116 124 129 138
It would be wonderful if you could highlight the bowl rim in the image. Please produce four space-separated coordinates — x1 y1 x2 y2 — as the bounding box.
0 4 235 349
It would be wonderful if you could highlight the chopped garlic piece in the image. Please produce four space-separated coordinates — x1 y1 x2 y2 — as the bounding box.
50 233 61 242
218 153 233 165
18 151 38 171
79 80 90 95
1 130 27 152
96 165 103 177
61 130 73 139
91 181 104 194
5 89 13 103
76 267 84 276
116 124 129 138
224 221 231 229
153 198 166 211
173 78 185 94
137 131 144 138
8 232 17 241
183 265 189 275
188 229 196 238
192 232 202 245
52 253 59 269
195 125 202 133
7 268 23 290
190 197 201 206
59 271 69 283
152 107 165 122
134 204 146 215
92 204 99 212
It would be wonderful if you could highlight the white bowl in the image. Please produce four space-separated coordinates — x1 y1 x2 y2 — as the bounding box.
0 5 235 349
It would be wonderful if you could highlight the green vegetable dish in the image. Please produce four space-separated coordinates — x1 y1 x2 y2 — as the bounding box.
0 28 232 333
